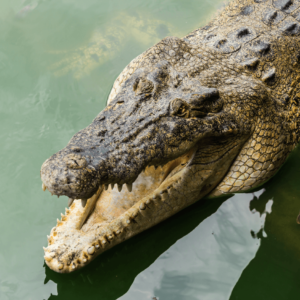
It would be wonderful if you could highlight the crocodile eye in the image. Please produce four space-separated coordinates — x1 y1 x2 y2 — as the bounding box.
170 99 190 118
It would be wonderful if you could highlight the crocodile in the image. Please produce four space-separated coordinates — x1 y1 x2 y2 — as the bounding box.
41 0 300 273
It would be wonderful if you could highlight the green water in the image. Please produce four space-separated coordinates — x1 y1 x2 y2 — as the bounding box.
1 0 300 299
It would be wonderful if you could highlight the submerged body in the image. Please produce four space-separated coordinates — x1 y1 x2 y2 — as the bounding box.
41 0 300 273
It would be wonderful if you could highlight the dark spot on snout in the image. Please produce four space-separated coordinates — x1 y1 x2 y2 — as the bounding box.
237 28 250 38
262 68 277 86
95 116 105 122
280 94 290 105
240 57 260 71
215 39 228 49
97 129 107 137
280 22 300 36
273 0 293 11
205 34 217 41
267 10 278 21
262 8 286 25
202 25 211 31
250 40 271 56
71 147 82 153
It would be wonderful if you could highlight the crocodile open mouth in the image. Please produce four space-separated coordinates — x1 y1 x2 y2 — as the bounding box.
43 147 197 273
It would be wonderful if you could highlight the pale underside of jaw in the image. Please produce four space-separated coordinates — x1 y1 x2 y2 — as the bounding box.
43 149 196 273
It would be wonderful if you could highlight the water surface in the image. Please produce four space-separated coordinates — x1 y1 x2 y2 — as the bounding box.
1 0 300 299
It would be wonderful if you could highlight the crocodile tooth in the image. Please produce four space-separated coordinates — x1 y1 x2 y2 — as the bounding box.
43 247 47 251
81 199 87 208
72 265 76 269
42 183 47 191
110 183 115 190
83 258 87 263
87 246 95 255
118 184 122 192
139 203 146 210
132 209 139 218
44 255 53 262
68 198 75 207
126 183 133 192
104 184 109 191
58 263 64 270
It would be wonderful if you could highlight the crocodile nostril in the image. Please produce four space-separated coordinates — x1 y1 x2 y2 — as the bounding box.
97 129 107 137
63 154 87 169
237 28 250 38
71 147 82 153
133 78 154 95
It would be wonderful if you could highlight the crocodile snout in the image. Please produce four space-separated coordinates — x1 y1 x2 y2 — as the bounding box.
41 151 100 199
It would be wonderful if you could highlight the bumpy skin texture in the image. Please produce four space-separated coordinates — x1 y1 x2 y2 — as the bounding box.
41 0 300 273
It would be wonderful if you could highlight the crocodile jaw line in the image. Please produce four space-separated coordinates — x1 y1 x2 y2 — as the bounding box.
43 148 198 273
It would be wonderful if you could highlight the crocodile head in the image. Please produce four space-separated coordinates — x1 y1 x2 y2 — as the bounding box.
41 36 297 273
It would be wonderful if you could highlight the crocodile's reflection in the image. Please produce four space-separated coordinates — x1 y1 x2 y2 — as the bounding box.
44 195 231 299
231 149 300 300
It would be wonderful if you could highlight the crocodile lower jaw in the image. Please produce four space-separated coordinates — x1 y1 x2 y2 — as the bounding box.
43 148 198 273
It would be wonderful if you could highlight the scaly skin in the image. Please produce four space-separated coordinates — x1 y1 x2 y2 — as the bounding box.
41 0 300 273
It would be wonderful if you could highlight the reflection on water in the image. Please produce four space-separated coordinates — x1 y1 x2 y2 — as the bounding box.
1 0 300 299
120 191 271 300
230 149 300 300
